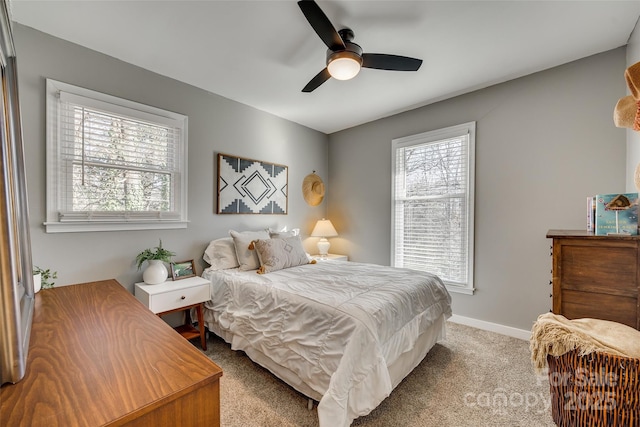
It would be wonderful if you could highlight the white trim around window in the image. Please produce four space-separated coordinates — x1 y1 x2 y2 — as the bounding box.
391 122 476 295
45 79 189 233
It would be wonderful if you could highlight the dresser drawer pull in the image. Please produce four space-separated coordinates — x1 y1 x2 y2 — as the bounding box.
180 295 186 300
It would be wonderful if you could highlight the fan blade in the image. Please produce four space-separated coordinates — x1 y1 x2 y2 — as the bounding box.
302 68 331 92
298 0 345 51
362 53 423 71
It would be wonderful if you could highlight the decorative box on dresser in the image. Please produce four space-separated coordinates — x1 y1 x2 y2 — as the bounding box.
547 229 640 330
0 279 223 426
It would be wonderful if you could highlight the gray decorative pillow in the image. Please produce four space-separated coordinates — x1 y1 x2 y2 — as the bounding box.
203 237 239 270
230 229 270 271
253 236 312 274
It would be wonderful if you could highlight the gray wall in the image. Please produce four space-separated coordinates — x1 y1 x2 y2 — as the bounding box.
327 48 628 331
14 24 329 292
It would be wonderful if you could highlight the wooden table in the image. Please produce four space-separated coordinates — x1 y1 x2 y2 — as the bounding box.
0 279 222 426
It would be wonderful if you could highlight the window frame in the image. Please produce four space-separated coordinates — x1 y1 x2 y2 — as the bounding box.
45 79 189 233
391 121 476 295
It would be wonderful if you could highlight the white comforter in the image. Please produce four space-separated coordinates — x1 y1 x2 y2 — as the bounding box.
202 261 451 426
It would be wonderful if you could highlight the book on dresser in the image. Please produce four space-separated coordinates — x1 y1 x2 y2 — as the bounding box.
586 196 595 232
594 192 639 235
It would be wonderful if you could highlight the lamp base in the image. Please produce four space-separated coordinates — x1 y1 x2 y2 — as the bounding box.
317 238 330 257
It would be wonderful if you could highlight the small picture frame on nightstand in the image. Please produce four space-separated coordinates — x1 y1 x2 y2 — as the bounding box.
171 260 196 280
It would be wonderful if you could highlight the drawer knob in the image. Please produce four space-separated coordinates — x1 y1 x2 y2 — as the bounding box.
180 295 186 300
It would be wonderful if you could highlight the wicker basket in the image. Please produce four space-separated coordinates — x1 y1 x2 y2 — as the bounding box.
546 350 640 426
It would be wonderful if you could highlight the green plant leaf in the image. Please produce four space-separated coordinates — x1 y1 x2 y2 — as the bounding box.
135 239 176 269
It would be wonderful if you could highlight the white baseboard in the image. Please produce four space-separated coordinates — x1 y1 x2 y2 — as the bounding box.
448 314 531 341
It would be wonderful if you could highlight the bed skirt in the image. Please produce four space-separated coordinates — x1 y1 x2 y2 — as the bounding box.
205 313 447 422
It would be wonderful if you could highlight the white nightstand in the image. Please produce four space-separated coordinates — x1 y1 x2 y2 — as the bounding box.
134 276 210 350
311 253 348 261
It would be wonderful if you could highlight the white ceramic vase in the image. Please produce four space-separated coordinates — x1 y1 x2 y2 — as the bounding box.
143 260 168 285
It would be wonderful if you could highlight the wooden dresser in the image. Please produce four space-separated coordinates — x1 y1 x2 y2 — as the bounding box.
0 279 223 426
547 230 640 329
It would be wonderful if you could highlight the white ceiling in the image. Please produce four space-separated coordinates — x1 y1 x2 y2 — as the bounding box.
9 0 640 134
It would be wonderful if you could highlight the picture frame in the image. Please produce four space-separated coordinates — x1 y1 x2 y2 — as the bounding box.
170 259 196 281
217 153 288 214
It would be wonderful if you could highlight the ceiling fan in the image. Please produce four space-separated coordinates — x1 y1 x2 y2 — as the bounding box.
297 0 423 93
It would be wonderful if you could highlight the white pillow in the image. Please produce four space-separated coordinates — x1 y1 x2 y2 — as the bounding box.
229 229 270 271
269 230 297 239
253 236 311 274
203 237 239 270
268 227 299 239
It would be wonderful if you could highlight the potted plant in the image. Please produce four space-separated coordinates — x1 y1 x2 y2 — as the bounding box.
33 266 57 290
136 240 175 285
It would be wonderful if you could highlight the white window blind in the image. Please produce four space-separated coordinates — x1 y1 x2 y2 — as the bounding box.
391 122 475 294
46 79 188 233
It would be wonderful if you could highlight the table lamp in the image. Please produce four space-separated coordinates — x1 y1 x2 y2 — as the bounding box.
310 218 338 257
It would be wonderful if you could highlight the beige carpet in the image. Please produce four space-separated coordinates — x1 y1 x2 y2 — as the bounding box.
199 321 555 427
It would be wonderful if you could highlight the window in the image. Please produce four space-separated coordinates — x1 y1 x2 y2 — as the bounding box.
391 122 475 294
45 79 188 233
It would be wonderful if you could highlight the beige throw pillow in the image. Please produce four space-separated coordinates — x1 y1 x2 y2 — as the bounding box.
230 230 270 271
253 236 312 274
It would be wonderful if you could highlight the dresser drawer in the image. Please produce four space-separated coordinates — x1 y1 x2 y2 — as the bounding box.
560 289 637 328
560 244 638 296
149 283 210 314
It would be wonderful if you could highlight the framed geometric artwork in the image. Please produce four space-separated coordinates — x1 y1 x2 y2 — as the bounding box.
217 153 288 214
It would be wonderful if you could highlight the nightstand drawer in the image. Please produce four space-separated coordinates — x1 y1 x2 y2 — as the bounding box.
135 276 211 313
149 284 209 314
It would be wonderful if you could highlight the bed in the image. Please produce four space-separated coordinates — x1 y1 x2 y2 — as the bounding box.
201 232 452 427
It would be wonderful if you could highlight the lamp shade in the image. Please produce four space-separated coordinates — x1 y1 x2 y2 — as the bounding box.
310 219 338 238
327 53 361 80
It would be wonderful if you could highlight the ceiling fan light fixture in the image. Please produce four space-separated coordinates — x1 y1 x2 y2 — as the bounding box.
298 2 422 92
327 51 362 80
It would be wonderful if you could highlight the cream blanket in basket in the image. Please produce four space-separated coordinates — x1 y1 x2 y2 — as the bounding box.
530 313 640 373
